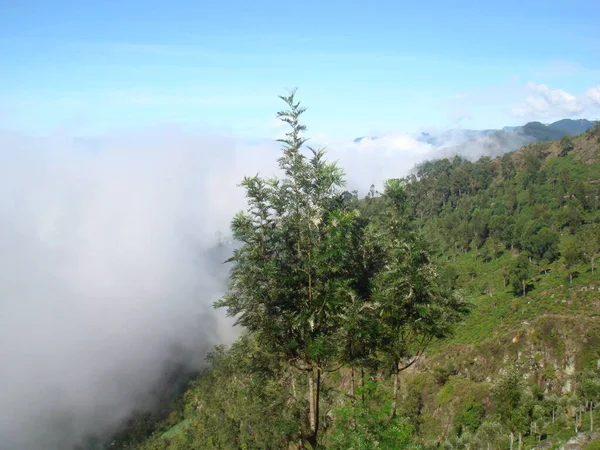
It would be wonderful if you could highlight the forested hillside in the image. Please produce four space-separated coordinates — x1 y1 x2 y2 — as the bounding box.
121 96 600 450
401 128 600 346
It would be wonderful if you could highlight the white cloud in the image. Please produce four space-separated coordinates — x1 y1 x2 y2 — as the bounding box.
322 134 434 193
512 83 584 117
512 82 600 119
0 129 265 449
587 86 600 105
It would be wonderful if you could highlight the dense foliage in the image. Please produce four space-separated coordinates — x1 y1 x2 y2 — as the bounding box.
404 125 600 297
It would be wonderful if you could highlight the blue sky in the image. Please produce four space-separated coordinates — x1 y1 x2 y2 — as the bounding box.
1 0 599 139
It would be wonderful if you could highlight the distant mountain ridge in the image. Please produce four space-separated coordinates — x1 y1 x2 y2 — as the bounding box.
439 119 595 160
418 118 596 145
355 118 596 160
547 118 595 135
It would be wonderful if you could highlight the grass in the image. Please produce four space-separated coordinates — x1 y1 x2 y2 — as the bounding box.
429 247 599 352
584 440 600 450
160 419 189 440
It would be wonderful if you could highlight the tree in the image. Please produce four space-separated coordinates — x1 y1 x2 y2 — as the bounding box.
216 89 363 447
538 258 551 276
454 402 485 437
501 153 516 180
501 263 511 288
579 224 600 273
471 209 489 251
523 148 543 186
577 369 600 432
456 220 472 253
561 239 581 284
480 237 503 263
559 136 574 157
337 201 385 403
371 179 468 418
492 368 527 450
528 226 560 262
510 252 536 296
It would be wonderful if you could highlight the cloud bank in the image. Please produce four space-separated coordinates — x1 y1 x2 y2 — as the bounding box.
0 129 255 449
512 82 600 119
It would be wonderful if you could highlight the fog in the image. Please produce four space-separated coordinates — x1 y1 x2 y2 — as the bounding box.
0 123 516 449
0 128 257 449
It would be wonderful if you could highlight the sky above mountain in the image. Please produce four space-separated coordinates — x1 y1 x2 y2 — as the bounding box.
1 0 599 139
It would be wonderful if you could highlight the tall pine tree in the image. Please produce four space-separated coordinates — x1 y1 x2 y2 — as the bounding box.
216 89 365 447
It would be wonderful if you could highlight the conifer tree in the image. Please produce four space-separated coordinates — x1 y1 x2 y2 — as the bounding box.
216 89 364 447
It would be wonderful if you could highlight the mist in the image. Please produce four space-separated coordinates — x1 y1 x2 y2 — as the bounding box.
0 128 261 449
0 121 518 449
325 127 530 191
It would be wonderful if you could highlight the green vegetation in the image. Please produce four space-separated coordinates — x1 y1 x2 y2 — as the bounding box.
522 121 568 142
121 95 600 449
549 119 596 136
584 440 600 450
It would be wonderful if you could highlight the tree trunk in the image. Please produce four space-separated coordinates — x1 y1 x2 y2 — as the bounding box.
361 368 365 405
570 272 573 284
308 368 315 432
591 402 594 431
522 279 526 297
552 407 555 424
510 431 514 450
350 367 357 430
518 432 522 450
307 368 320 447
291 370 297 399
391 364 399 418
315 369 321 441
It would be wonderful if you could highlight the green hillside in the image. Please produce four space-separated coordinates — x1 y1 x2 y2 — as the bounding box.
404 124 600 346
121 99 600 450
521 121 568 142
521 120 595 142
549 119 596 136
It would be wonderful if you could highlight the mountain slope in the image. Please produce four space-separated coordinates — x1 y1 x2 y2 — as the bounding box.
127 125 600 450
549 119 596 136
521 121 568 141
